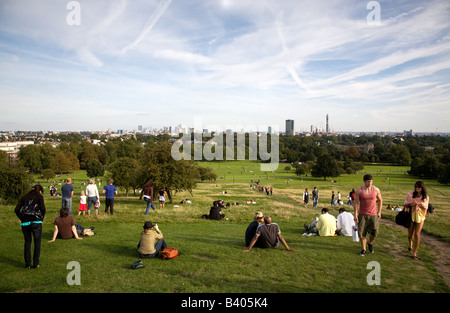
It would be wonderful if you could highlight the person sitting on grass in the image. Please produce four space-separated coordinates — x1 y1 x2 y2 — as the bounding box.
201 203 225 220
304 208 337 236
245 212 264 247
137 221 167 259
48 207 95 242
336 208 355 236
243 216 294 252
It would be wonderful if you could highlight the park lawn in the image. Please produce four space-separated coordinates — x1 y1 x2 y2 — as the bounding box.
1 163 449 293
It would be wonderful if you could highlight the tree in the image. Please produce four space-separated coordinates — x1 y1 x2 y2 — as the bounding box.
295 163 309 176
79 142 99 169
50 152 71 175
197 167 217 182
345 146 361 159
389 144 411 166
311 154 340 181
438 163 450 184
0 164 33 204
41 169 56 182
18 144 42 172
139 142 198 203
108 157 141 196
86 160 105 179
408 156 440 178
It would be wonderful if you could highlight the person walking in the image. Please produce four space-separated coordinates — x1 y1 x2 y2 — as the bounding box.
312 187 319 208
14 185 46 269
404 181 430 260
139 180 156 215
353 174 382 256
303 188 309 207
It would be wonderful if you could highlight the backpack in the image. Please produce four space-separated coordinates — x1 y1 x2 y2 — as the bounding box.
20 197 43 221
161 247 179 260
131 259 145 270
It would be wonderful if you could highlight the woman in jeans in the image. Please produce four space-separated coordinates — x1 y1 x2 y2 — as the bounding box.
85 178 99 216
14 185 46 269
139 180 156 215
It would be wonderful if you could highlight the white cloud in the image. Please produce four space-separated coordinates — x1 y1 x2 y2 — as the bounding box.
0 0 449 132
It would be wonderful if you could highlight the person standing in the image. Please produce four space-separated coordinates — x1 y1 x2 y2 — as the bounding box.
353 174 382 256
86 179 100 216
78 190 87 216
158 188 165 209
312 187 319 208
303 188 309 207
404 181 430 260
14 185 46 269
61 178 74 214
103 179 117 215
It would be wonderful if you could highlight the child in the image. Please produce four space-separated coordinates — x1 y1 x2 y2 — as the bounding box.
158 188 165 209
78 190 87 215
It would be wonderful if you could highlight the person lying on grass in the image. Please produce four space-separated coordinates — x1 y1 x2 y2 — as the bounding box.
243 216 294 252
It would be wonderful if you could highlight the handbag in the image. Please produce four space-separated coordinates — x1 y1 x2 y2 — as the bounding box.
395 207 411 228
19 197 43 221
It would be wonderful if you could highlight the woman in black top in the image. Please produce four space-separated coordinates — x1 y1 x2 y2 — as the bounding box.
14 185 46 269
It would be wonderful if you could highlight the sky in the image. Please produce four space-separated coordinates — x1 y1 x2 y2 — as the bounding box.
0 0 449 133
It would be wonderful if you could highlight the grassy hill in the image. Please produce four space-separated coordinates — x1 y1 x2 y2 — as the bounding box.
0 161 449 295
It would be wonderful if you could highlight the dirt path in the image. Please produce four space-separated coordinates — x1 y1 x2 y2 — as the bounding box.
381 218 450 287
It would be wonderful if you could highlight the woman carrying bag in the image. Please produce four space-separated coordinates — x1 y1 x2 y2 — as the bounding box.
404 181 429 260
14 185 46 269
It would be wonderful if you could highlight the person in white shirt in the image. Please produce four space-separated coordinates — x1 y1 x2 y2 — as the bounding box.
336 208 355 236
85 178 100 216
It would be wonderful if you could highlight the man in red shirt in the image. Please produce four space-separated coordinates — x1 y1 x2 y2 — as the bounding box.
353 174 382 256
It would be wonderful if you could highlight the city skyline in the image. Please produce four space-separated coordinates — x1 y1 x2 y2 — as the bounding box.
1 0 450 133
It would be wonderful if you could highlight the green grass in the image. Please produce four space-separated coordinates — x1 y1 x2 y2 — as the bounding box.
1 161 449 293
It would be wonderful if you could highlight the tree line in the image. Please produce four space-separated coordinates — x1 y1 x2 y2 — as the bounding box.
1 133 449 203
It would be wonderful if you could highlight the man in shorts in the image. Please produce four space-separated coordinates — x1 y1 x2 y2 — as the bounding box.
353 174 382 256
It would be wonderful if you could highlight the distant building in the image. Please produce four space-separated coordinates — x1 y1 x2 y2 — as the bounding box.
326 114 329 133
285 120 294 136
0 141 34 163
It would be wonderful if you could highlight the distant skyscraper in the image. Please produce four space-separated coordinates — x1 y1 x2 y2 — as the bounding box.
286 120 294 136
326 114 329 133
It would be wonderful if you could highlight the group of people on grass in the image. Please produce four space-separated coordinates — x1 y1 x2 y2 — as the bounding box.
14 173 430 268
302 187 357 208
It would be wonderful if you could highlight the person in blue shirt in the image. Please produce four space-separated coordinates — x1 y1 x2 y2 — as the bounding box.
103 179 117 215
61 178 74 214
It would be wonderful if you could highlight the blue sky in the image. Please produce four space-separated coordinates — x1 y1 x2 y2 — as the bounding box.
0 0 449 133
